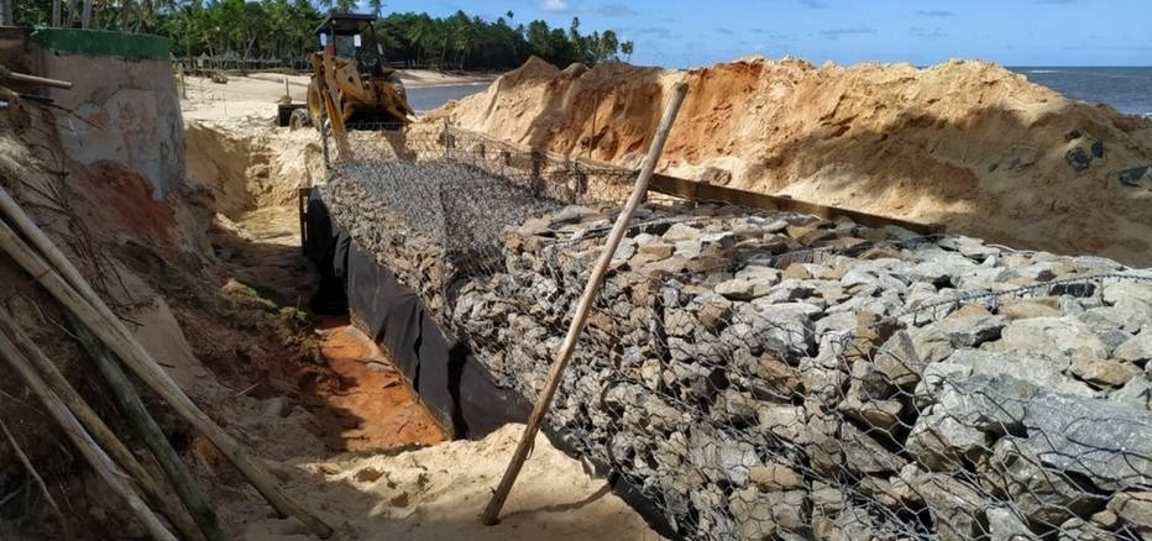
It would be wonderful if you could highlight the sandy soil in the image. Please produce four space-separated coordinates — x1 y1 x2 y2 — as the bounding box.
201 185 659 540
181 69 495 124
431 56 1152 266
238 423 663 541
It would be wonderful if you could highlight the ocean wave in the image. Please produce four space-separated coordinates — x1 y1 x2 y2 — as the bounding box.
1026 69 1060 74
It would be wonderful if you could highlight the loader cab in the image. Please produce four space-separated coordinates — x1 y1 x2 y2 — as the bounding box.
315 13 387 76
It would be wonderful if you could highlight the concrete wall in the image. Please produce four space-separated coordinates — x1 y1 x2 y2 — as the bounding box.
26 30 184 200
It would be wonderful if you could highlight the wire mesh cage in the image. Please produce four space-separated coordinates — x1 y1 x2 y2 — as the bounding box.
317 121 1152 541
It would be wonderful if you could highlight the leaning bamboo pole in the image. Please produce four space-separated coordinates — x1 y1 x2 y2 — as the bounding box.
480 81 689 525
0 313 206 541
73 320 225 541
0 188 334 538
0 330 178 541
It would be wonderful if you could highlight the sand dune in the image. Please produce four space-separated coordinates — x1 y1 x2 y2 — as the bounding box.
431 56 1152 265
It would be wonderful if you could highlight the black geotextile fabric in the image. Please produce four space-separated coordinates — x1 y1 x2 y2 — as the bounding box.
304 191 676 538
304 191 532 439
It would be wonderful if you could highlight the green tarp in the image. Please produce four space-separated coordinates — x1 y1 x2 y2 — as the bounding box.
30 28 169 60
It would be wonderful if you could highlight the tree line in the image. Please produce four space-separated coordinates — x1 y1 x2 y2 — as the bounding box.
9 1 635 70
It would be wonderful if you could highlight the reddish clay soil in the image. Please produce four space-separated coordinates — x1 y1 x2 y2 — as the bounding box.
312 317 447 451
208 204 446 452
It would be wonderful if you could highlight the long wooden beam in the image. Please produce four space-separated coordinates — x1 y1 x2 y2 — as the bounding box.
441 125 943 235
647 172 943 235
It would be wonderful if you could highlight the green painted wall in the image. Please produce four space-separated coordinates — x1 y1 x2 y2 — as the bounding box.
30 29 170 60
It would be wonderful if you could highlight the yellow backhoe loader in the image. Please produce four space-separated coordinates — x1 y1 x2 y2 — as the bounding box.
280 13 414 161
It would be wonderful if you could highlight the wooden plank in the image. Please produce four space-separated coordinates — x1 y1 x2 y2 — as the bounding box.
443 125 944 235
647 173 944 235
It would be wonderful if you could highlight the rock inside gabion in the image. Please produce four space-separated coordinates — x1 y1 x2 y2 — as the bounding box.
323 158 1152 541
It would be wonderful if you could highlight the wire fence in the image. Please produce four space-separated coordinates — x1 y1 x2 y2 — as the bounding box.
318 124 1152 540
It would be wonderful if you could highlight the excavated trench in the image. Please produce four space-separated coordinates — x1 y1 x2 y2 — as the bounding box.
182 120 450 450
0 36 654 540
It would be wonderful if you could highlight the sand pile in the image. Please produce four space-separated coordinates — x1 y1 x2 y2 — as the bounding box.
432 56 1152 265
236 424 662 541
185 120 326 219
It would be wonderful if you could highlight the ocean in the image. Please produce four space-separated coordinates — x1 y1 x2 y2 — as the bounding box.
406 83 489 113
1009 66 1152 117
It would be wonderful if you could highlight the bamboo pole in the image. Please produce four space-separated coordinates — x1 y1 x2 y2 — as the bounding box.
0 313 206 541
480 81 689 525
73 320 225 541
0 330 178 541
0 191 334 538
0 69 74 90
0 416 71 538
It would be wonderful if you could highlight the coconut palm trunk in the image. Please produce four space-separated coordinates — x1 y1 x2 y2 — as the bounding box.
0 0 13 26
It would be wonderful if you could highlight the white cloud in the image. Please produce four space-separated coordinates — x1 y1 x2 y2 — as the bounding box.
541 0 571 12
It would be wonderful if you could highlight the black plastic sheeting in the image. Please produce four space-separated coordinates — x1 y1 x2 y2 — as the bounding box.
305 190 531 438
303 190 676 539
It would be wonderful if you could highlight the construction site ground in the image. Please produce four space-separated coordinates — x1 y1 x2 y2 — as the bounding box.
176 89 660 539
4 46 1152 541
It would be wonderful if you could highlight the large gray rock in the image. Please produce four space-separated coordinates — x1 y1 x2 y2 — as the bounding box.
757 404 806 442
841 423 907 475
1107 491 1152 536
991 317 1109 363
937 374 1152 492
662 222 701 242
1110 377 1152 411
947 349 1095 397
729 487 808 539
985 506 1035 541
1019 390 1152 492
687 428 760 485
979 437 1102 528
1080 301 1152 334
738 301 821 356
1057 518 1113 540
906 405 991 471
874 315 1006 388
900 466 988 541
714 276 776 301
841 268 908 292
1103 281 1152 308
1114 332 1152 363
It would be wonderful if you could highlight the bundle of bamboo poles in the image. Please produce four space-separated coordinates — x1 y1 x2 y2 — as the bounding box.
0 183 334 539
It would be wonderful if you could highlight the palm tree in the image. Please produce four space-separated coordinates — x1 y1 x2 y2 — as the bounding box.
406 19 430 64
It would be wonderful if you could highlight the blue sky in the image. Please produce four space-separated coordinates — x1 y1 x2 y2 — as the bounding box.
375 0 1151 67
